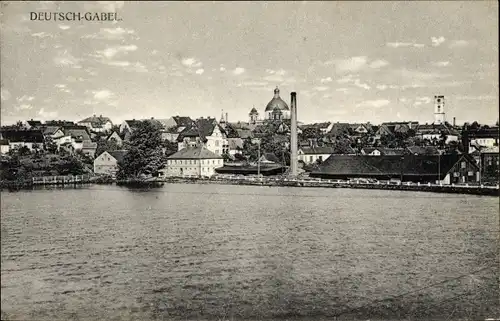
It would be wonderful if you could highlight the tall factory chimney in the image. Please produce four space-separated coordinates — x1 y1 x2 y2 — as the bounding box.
226 112 228 124
453 117 456 127
290 92 298 177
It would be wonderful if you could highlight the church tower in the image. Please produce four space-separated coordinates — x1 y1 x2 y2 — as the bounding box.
433 95 445 125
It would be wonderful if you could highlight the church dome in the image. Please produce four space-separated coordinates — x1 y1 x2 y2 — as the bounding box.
265 87 289 112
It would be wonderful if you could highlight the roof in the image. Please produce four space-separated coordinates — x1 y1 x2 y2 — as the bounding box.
167 146 223 159
108 150 128 163
328 122 351 136
300 146 335 155
26 120 43 127
249 107 258 115
177 118 225 141
265 87 289 112
173 116 194 127
123 120 142 129
63 126 91 141
82 141 97 149
259 153 281 164
407 146 440 155
417 123 460 136
106 131 124 140
42 126 63 136
301 122 331 130
311 154 475 179
45 120 75 126
0 129 44 143
227 138 244 150
467 127 499 139
78 115 112 127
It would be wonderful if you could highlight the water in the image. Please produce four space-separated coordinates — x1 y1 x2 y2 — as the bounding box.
1 184 499 321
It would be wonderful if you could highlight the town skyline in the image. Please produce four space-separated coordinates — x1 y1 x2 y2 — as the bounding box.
1 1 498 125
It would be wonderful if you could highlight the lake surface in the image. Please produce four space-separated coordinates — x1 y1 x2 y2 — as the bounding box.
1 184 499 321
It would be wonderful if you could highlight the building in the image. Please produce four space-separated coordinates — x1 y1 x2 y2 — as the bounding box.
157 116 195 142
468 127 499 148
298 146 334 164
177 117 227 155
55 126 94 155
1 139 10 154
106 131 124 147
163 146 223 177
310 154 480 184
433 95 445 125
361 147 406 156
0 129 45 151
119 119 143 139
93 150 128 176
78 115 113 133
248 86 290 121
23 119 43 130
416 123 460 143
479 146 499 184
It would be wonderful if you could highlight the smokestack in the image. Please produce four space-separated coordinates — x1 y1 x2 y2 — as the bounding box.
453 117 456 127
290 92 298 177
226 112 228 124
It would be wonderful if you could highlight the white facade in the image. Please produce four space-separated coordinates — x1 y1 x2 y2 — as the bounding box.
163 158 223 177
93 151 119 175
8 142 37 151
470 137 497 148
1 144 10 154
433 95 445 125
422 133 459 144
178 126 226 155
297 149 332 164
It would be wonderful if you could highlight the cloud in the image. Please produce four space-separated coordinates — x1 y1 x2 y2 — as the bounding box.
181 58 202 67
1 88 11 101
93 90 113 100
233 67 245 75
432 61 450 67
386 42 425 48
84 1 125 13
456 95 496 101
18 95 34 102
58 25 70 30
98 45 138 59
376 84 388 90
84 27 135 40
336 88 349 93
335 56 368 72
313 86 329 92
53 50 82 68
414 97 432 106
38 108 58 119
337 75 355 84
105 60 131 67
219 66 226 72
31 32 53 38
263 74 297 84
242 81 269 86
17 104 33 111
353 79 370 90
320 77 333 83
449 40 469 48
356 99 390 108
369 60 389 69
195 68 204 75
127 62 148 73
431 36 446 47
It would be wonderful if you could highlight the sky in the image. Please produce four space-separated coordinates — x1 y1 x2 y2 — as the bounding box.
0 1 498 126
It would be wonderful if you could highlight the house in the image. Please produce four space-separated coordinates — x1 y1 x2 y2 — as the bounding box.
55 126 93 155
106 131 124 147
478 146 499 183
1 139 10 154
416 123 460 143
177 117 227 155
119 119 143 138
93 150 128 176
361 147 405 156
23 119 43 130
227 137 244 156
467 127 499 148
162 146 224 177
41 126 65 139
45 120 75 126
0 129 45 151
82 141 98 157
78 115 113 133
328 122 352 137
378 122 419 137
310 154 480 184
298 146 335 164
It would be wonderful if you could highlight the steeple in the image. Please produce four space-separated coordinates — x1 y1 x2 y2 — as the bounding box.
219 109 225 123
274 86 280 98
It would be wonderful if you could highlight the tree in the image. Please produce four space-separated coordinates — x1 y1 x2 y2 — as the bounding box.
44 136 58 154
242 138 259 162
162 140 178 157
95 139 119 157
117 120 165 179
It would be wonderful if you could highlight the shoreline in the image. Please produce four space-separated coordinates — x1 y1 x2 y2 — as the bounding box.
2 177 498 196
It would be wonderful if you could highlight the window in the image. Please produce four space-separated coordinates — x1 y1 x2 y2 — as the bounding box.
215 140 219 147
309 156 313 162
461 162 466 169
468 171 473 176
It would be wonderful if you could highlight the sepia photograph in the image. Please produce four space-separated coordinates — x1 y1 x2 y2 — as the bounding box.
1 1 499 320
